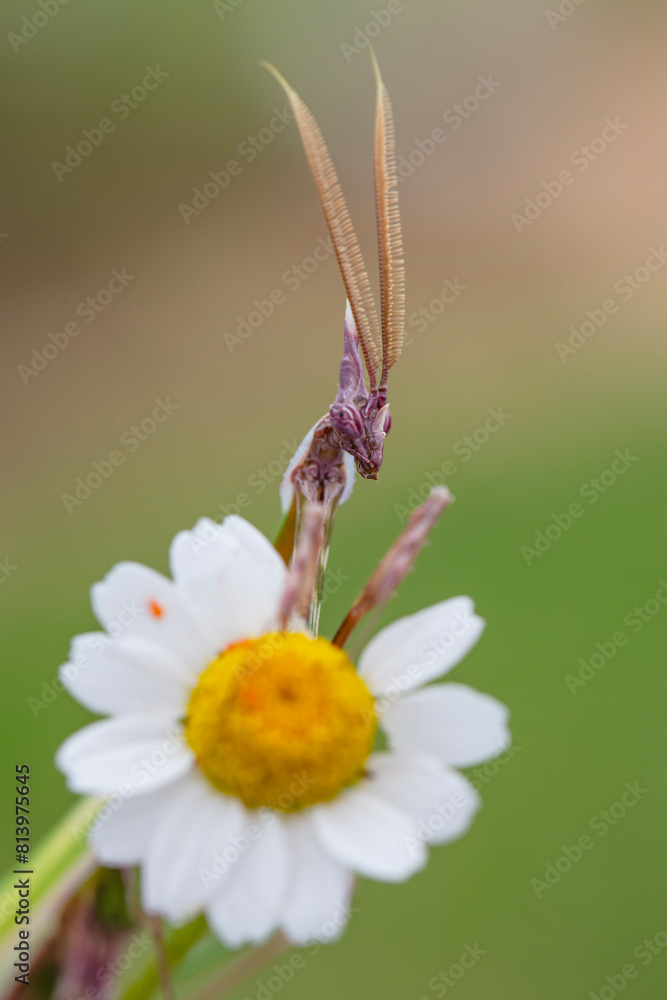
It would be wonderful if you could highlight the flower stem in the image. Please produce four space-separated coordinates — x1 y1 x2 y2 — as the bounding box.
307 494 339 637
293 490 339 638
278 503 325 628
149 916 177 1000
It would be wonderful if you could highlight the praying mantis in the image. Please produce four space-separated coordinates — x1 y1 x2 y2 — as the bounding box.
263 53 405 630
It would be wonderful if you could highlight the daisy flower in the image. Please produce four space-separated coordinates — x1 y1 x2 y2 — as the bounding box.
56 514 509 947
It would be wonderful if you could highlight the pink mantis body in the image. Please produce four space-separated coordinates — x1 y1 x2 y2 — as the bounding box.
264 55 406 627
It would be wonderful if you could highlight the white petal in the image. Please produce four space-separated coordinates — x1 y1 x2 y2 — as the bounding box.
169 517 287 652
223 516 288 574
312 787 426 883
91 562 213 672
56 714 194 795
142 770 247 922
279 422 355 514
383 683 510 767
358 598 485 697
281 813 354 944
206 814 289 947
366 752 480 845
59 633 191 717
89 782 179 865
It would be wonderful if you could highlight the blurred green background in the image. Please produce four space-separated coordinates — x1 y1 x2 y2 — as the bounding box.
2 0 667 996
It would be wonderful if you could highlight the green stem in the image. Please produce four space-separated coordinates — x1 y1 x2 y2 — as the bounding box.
117 917 208 1000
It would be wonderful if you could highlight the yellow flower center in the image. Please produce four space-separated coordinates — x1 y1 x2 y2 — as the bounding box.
185 632 377 811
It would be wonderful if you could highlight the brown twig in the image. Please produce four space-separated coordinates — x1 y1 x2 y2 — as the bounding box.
148 915 177 1000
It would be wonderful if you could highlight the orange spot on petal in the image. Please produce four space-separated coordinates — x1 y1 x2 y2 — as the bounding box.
148 600 165 619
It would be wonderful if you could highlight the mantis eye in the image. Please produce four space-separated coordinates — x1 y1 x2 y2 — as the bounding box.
330 403 364 439
353 395 367 409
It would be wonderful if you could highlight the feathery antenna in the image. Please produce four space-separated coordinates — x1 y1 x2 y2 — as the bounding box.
370 48 405 390
261 60 381 389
